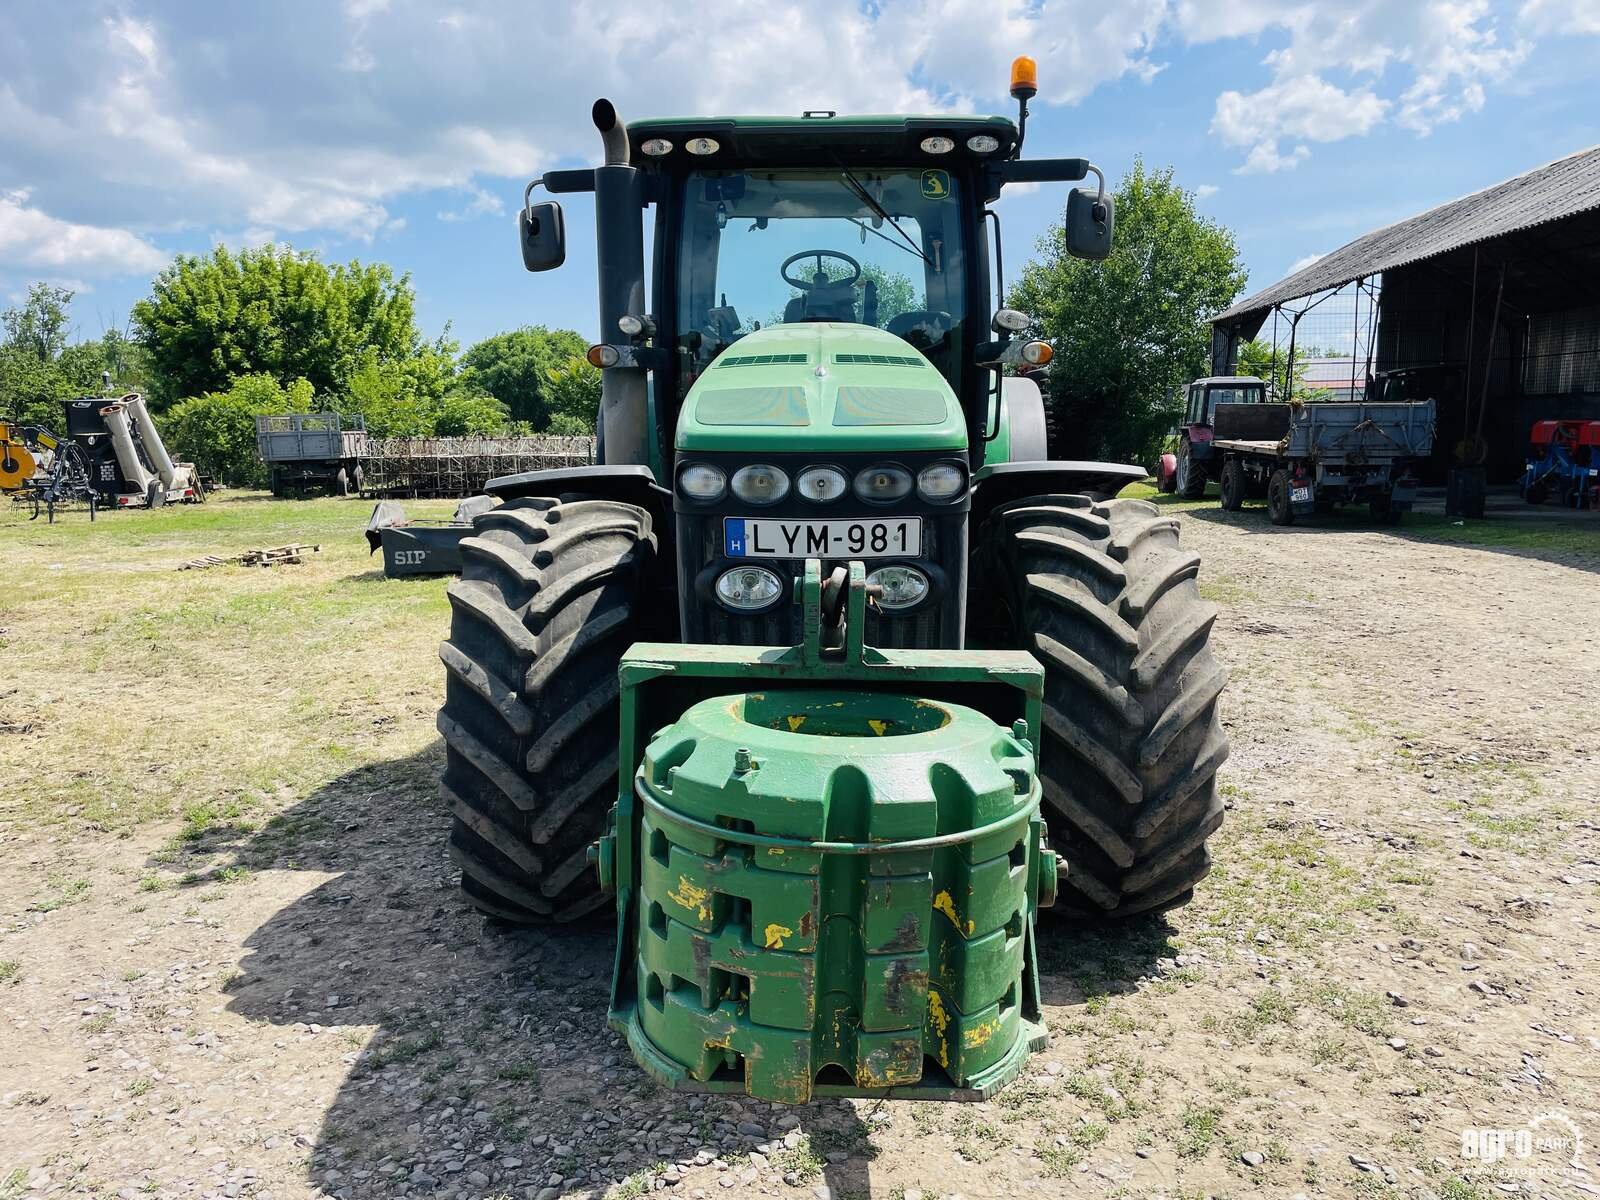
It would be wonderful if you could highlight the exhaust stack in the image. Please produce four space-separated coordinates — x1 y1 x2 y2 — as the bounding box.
591 98 649 468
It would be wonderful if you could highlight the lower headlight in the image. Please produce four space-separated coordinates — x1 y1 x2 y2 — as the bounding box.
679 462 726 501
716 566 783 610
917 462 966 501
867 565 929 610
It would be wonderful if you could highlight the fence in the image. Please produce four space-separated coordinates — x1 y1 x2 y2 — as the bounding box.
363 436 596 497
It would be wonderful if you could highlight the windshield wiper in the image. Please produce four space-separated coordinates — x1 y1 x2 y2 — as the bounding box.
836 164 932 267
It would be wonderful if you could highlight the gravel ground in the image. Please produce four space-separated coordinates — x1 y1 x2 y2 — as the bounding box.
3 501 1598 1200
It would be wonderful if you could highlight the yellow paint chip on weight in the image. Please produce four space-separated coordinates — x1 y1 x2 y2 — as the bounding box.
786 715 806 732
868 719 889 736
763 922 794 949
933 889 975 936
668 875 713 921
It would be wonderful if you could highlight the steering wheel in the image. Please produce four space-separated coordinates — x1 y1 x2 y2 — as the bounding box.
781 250 861 291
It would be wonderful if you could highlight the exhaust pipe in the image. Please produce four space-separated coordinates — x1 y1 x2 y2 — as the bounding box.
593 98 630 166
591 98 649 468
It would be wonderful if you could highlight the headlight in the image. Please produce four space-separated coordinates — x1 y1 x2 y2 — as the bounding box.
868 565 929 610
919 136 955 154
716 566 782 610
853 464 912 502
796 466 847 503
678 462 726 501
731 464 789 505
966 134 1000 153
917 462 966 502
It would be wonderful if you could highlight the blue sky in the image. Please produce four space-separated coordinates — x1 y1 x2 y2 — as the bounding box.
2 0 1597 354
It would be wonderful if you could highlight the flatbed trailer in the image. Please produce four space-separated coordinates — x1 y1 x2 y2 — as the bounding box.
1212 398 1436 525
256 413 368 497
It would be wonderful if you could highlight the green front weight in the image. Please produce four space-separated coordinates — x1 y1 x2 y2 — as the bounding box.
620 688 1044 1104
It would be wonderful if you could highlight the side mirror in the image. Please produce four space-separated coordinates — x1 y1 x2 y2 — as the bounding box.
520 201 566 272
1065 187 1113 260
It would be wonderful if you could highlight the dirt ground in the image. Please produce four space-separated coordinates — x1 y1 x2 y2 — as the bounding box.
2 491 1598 1200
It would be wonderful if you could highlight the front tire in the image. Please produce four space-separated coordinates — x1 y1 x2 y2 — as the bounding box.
438 497 655 922
1176 441 1207 500
980 496 1230 920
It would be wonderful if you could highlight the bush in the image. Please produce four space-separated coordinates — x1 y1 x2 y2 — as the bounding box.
162 375 313 486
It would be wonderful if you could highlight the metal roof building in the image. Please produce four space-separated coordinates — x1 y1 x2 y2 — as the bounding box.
1210 144 1600 481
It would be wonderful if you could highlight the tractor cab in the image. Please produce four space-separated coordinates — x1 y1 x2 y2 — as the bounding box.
1184 376 1266 428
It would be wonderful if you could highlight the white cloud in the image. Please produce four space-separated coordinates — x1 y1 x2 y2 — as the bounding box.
0 188 166 275
1519 0 1600 35
0 0 1589 276
1188 0 1530 171
1289 251 1325 272
1193 183 1219 199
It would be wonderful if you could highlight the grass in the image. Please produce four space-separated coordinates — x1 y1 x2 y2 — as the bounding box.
0 490 458 838
0 960 20 985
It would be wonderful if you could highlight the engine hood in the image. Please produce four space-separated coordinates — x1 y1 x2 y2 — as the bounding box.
675 323 967 453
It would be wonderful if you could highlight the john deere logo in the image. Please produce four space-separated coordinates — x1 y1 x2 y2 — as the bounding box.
920 170 950 199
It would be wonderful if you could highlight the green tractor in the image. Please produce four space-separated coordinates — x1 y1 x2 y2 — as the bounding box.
438 61 1228 1103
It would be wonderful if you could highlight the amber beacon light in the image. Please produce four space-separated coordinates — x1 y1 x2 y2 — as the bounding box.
1010 55 1038 100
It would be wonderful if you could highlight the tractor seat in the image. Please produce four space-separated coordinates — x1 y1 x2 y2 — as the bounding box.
784 284 858 324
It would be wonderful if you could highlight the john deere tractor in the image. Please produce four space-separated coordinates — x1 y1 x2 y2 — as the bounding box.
438 60 1228 1103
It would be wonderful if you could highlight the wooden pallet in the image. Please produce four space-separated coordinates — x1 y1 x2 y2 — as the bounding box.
179 543 322 571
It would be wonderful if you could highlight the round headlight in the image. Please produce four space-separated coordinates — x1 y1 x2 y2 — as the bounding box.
640 138 673 156
796 466 847 503
853 465 912 502
685 137 721 156
716 566 782 610
966 134 1000 153
731 464 789 505
919 136 955 154
917 462 966 502
678 463 726 501
867 565 929 610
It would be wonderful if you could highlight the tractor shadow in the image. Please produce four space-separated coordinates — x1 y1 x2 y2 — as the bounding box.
181 743 881 1199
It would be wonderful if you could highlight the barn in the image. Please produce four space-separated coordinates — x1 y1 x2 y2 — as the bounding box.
1209 144 1600 485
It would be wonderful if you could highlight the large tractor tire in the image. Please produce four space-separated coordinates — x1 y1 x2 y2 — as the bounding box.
437 496 655 923
978 495 1230 920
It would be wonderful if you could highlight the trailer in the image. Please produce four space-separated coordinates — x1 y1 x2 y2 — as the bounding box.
1212 398 1436 525
255 413 369 497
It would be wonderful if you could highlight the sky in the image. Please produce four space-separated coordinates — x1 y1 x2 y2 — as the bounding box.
2 0 1598 352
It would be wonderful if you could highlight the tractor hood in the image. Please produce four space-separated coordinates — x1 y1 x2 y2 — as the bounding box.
675 324 967 453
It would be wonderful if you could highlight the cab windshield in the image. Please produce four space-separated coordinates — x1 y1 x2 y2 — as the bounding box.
675 167 968 395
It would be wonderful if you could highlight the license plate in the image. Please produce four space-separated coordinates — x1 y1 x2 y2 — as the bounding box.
1291 487 1312 503
724 517 921 559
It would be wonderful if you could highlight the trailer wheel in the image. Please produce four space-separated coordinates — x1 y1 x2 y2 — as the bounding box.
1267 469 1295 525
979 495 1230 920
1219 458 1247 511
334 467 351 497
1175 440 1207 500
438 497 656 923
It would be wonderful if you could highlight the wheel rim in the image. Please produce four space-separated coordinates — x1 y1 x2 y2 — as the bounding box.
1176 446 1189 491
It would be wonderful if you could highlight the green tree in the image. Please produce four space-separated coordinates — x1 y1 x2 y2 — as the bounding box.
542 355 601 434
1011 161 1248 466
459 326 589 428
0 285 121 427
131 244 421 406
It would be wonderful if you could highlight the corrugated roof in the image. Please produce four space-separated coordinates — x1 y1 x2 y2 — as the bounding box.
1214 144 1600 324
